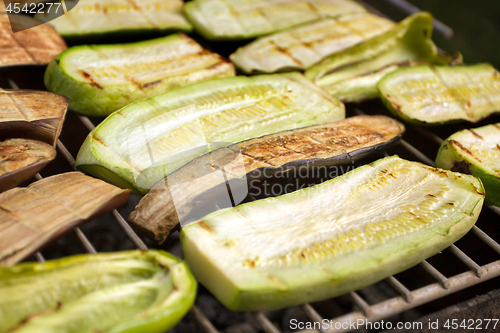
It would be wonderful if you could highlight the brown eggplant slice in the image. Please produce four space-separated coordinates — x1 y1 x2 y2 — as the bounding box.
0 138 56 192
0 13 67 67
129 115 405 243
0 89 68 146
0 172 131 266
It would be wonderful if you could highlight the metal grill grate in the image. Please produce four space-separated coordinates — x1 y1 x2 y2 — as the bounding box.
2 1 500 332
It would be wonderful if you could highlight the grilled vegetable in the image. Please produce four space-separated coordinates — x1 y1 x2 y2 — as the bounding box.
35 0 192 39
44 34 236 116
184 0 367 41
436 124 500 206
305 12 447 102
76 72 345 193
0 89 68 146
0 139 56 192
130 115 405 243
378 64 500 125
0 250 196 333
230 13 394 74
181 156 484 311
0 172 130 266
0 13 66 67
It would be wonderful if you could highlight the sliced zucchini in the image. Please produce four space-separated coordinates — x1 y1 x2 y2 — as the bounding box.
0 13 66 67
76 73 345 193
181 156 484 311
230 13 394 74
305 12 445 102
184 0 367 41
44 34 236 116
35 0 192 39
0 250 196 333
0 139 56 192
436 124 500 205
378 64 500 125
129 115 405 244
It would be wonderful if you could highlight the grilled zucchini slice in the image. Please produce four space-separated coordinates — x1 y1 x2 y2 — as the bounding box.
129 115 405 244
436 124 500 205
378 64 500 125
305 12 447 102
76 73 345 193
0 250 196 333
230 13 394 74
184 0 367 41
181 156 484 311
35 0 191 39
44 34 235 116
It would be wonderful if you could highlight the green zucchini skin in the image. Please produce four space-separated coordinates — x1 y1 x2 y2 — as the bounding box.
75 72 345 194
44 34 235 116
305 12 446 103
184 0 367 41
436 124 500 206
181 156 484 311
35 0 192 40
0 250 196 333
378 64 500 125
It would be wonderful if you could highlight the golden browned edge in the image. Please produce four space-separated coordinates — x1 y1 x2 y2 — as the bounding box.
0 12 67 66
0 172 131 266
129 115 405 244
0 138 56 192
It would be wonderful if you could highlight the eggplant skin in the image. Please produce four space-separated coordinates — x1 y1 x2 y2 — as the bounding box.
436 124 500 206
129 115 405 244
44 34 236 116
181 156 484 311
0 250 197 333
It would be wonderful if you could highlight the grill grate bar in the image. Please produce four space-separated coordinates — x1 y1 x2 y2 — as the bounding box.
74 228 97 254
190 305 220 333
35 252 45 263
448 244 484 278
472 226 500 255
386 276 414 303
251 312 282 333
349 291 372 317
303 304 326 332
400 139 435 166
110 210 148 250
419 260 450 289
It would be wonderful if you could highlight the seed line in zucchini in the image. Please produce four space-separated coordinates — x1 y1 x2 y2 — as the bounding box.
304 12 452 102
76 72 345 193
436 123 500 206
44 34 236 116
378 64 500 124
181 156 484 311
230 13 394 74
35 0 192 39
0 250 197 333
184 0 367 41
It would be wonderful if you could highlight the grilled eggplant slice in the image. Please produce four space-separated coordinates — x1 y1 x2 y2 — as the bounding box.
129 115 405 243
182 156 484 311
184 0 367 41
305 12 446 102
378 64 500 125
0 139 56 192
76 72 345 193
44 34 236 116
0 250 196 333
436 124 500 205
35 0 192 39
0 172 130 266
230 13 394 74
0 13 66 67
0 89 68 146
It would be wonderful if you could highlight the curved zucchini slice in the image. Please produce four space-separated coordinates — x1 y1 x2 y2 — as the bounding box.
44 34 235 116
35 0 191 39
304 12 444 102
378 64 500 125
184 0 367 41
0 250 196 333
230 13 394 74
76 73 344 193
436 124 500 205
181 156 484 311
129 115 405 243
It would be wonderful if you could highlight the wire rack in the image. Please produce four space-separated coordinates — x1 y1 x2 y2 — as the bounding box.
2 1 500 332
